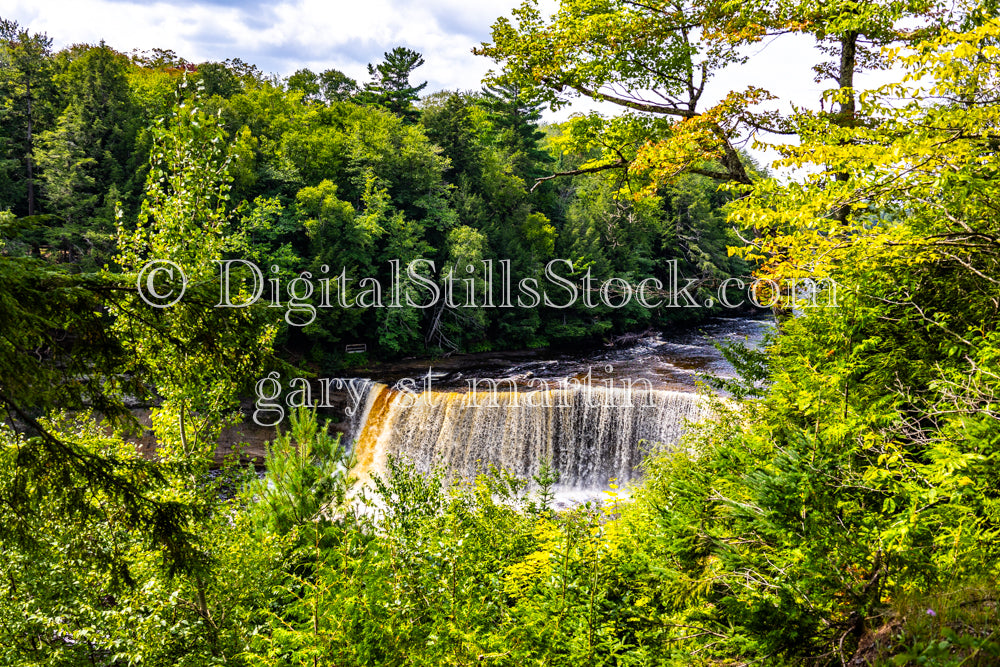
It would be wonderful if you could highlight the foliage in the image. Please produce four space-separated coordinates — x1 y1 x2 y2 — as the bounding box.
0 413 291 666
0 22 747 361
244 406 355 536
623 14 1000 664
35 43 141 267
113 87 278 462
361 46 429 124
476 0 944 192
5 5 1000 667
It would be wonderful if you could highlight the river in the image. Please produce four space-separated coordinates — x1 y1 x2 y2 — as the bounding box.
340 316 773 505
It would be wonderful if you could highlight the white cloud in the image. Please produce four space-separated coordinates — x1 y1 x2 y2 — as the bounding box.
2 0 903 175
1 0 522 92
3 0 854 110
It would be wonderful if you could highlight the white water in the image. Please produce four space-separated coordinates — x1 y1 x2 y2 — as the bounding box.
349 382 704 491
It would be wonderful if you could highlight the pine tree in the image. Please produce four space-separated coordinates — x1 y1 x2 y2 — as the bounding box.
0 19 56 219
34 43 140 265
480 81 552 180
361 46 427 124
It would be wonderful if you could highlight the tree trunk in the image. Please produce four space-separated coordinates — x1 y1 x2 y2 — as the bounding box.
835 31 859 223
838 30 858 128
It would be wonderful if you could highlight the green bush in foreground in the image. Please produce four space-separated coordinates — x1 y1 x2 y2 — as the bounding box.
3 13 1000 667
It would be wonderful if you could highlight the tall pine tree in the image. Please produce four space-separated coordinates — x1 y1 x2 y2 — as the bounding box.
34 43 140 265
0 19 56 219
361 46 427 124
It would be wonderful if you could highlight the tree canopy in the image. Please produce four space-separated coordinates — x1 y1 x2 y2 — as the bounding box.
2 3 1000 665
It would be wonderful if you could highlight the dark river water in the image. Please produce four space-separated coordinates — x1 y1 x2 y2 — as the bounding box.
349 315 775 394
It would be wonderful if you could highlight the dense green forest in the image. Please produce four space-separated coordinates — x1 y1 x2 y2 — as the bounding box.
2 0 1000 665
0 19 748 366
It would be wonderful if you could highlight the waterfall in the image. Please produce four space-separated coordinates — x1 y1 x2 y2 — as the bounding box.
342 378 377 445
349 382 704 489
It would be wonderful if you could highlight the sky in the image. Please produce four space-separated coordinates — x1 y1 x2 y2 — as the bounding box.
0 0 901 172
2 0 529 96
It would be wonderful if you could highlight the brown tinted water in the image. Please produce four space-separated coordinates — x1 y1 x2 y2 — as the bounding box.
344 316 774 503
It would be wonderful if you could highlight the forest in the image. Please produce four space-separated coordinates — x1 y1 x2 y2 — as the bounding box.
0 19 749 363
1 0 999 664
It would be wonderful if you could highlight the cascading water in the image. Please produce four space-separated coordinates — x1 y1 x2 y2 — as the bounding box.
339 317 772 495
342 378 376 444
349 382 704 490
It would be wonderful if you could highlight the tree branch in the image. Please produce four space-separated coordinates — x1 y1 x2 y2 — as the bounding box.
530 161 629 191
569 83 696 117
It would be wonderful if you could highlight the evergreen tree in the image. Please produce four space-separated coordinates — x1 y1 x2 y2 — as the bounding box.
0 18 56 219
421 91 481 180
34 43 140 265
480 80 552 180
361 46 427 124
